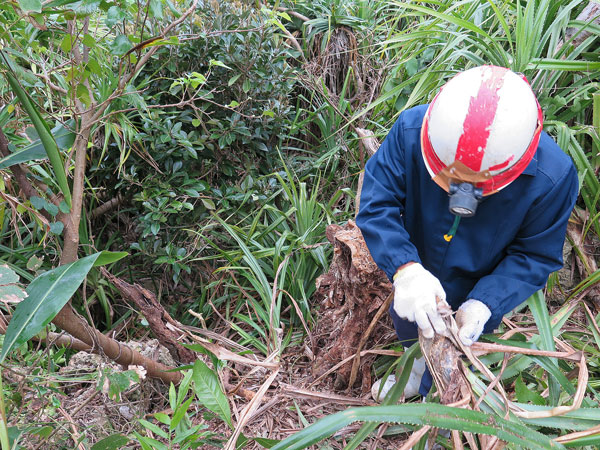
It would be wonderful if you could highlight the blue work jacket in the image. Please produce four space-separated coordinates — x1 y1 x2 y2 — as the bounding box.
356 105 579 331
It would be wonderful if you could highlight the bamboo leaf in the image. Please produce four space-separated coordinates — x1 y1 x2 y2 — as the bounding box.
253 437 280 448
3 71 72 206
192 360 232 429
170 397 193 430
138 419 169 439
0 121 75 170
0 253 101 364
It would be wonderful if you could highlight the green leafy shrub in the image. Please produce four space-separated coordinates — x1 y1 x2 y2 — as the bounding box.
88 1 301 281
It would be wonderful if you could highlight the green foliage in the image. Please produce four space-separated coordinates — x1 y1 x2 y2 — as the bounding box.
90 434 131 450
527 291 561 405
192 359 232 429
0 372 10 450
99 368 140 402
149 2 297 165
0 265 26 304
3 69 72 207
190 167 347 354
0 0 599 447
0 121 75 170
369 0 600 127
271 403 568 450
0 253 100 364
132 369 222 449
16 0 41 14
345 343 421 449
87 1 302 281
0 251 126 364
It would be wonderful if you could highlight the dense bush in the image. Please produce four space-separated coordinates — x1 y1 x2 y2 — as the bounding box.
89 1 301 282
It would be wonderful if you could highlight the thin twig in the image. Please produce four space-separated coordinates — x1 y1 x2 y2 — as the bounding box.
57 407 86 450
276 7 310 22
399 426 431 450
224 368 280 450
309 349 404 388
555 423 600 443
280 383 374 406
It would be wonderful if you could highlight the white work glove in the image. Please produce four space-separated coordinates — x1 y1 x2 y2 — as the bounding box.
456 299 491 346
393 263 448 339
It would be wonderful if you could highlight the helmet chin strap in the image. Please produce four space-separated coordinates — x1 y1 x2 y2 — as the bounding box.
448 182 483 217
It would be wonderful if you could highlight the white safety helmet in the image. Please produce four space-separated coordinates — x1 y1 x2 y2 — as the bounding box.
421 65 543 216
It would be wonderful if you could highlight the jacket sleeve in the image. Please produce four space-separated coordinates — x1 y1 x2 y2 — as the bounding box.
356 115 421 281
468 163 579 330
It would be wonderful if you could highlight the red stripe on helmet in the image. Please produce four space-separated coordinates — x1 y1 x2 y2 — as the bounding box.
487 154 514 172
455 66 506 172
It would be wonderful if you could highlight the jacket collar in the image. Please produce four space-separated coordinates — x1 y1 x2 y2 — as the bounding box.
521 152 538 176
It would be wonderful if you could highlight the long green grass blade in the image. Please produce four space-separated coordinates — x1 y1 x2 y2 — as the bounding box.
517 405 600 430
594 92 600 167
528 59 600 71
271 403 566 450
527 291 560 405
0 370 10 449
484 0 513 55
562 434 600 447
570 269 600 299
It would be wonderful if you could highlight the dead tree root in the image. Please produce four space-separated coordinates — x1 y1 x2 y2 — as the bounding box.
312 220 393 392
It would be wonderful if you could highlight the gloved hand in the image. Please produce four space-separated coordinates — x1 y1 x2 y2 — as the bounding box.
456 299 491 346
393 263 448 339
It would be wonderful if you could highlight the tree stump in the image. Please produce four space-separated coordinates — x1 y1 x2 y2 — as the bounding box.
312 220 393 391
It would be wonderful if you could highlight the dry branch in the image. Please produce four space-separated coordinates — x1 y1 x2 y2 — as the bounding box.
90 194 124 219
566 219 600 308
184 332 279 369
224 368 280 450
102 270 196 365
0 315 91 352
347 291 393 389
52 305 182 384
565 1 600 47
280 383 374 406
420 315 590 424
